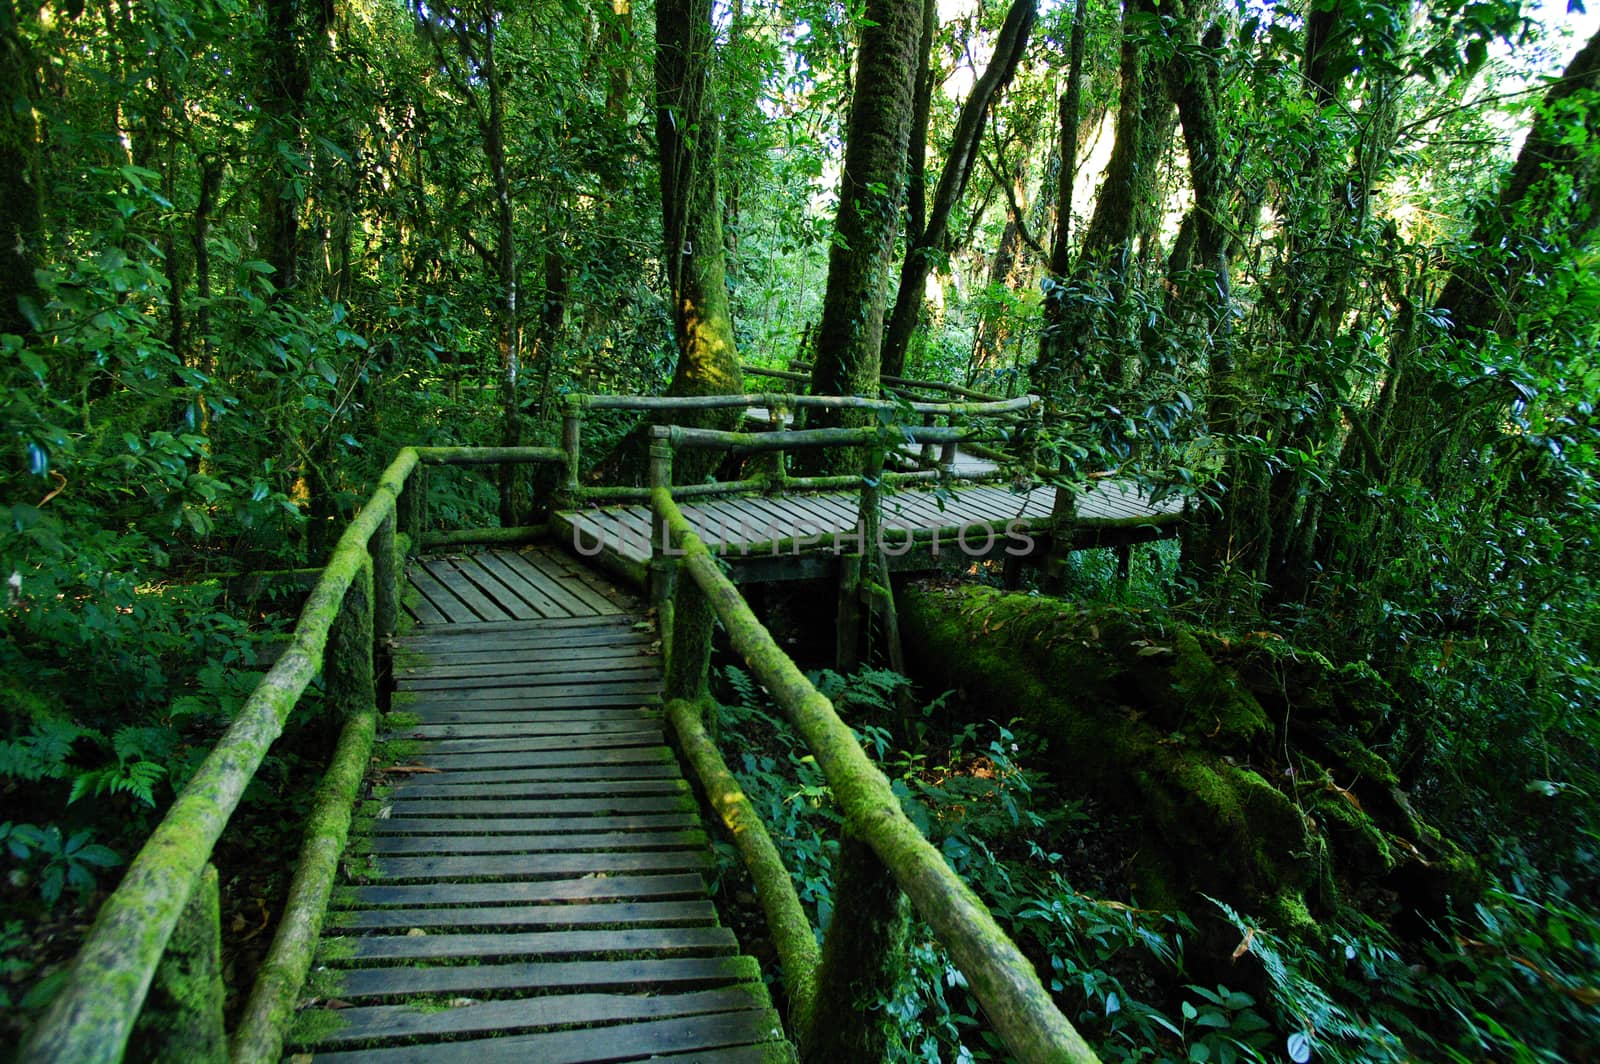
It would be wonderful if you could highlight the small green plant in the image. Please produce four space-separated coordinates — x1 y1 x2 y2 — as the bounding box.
2 822 122 903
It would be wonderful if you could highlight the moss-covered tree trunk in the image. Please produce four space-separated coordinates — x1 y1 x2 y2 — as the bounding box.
0 0 39 339
799 832 909 1061
805 0 924 472
900 584 1477 937
654 0 744 484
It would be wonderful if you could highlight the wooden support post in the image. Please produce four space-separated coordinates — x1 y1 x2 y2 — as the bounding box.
1115 541 1133 584
800 831 908 1062
370 512 398 647
1043 480 1075 595
127 864 226 1064
918 410 937 469
939 413 964 482
835 553 862 672
559 398 583 507
770 404 788 487
1002 551 1024 590
665 577 715 713
325 552 375 720
399 466 427 555
648 434 676 624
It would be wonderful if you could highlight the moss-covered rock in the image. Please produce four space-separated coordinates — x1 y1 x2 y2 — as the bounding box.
900 584 1475 937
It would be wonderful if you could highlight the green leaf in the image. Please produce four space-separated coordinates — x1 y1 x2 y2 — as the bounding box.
18 349 46 382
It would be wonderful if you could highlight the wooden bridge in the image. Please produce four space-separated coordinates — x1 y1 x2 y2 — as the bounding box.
19 386 1179 1064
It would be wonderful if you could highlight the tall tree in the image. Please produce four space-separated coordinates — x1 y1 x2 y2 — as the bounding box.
1033 0 1174 395
807 0 925 464
880 0 1037 379
0 0 40 339
417 2 529 523
654 0 744 482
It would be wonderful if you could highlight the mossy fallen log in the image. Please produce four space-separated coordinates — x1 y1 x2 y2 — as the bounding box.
900 585 1478 937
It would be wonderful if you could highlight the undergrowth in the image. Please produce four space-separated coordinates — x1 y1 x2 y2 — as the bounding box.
712 664 1600 1063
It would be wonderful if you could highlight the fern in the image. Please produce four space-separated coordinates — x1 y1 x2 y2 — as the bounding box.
67 760 166 807
111 724 177 764
0 720 101 782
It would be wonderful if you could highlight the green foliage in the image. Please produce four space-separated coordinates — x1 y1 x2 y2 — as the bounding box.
2 823 122 904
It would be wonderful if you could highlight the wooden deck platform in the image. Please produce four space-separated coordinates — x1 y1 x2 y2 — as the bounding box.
553 480 1184 584
290 547 794 1062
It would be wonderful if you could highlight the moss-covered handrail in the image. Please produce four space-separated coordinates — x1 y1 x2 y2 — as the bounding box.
664 697 821 1027
414 445 567 465
651 485 1100 1064
18 448 421 1064
651 422 981 455
752 362 1007 403
571 390 1036 417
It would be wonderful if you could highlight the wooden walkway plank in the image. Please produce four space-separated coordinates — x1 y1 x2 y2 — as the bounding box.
534 545 638 610
298 554 793 1062
363 813 700 838
515 547 625 616
364 827 708 854
305 985 771 1046
323 954 764 1001
334 898 719 932
386 764 680 791
406 566 479 623
334 872 709 909
417 557 508 621
305 1008 790 1064
449 553 547 620
469 549 570 618
332 924 737 963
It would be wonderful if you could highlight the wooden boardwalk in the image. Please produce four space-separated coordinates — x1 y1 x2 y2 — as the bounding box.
290 547 795 1062
554 480 1184 574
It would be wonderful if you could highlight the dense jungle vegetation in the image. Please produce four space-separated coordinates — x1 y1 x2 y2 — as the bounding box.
2 0 1599 1058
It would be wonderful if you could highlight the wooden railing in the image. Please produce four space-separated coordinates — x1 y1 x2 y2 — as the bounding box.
16 445 568 1064
559 389 1039 508
645 422 1100 1063
21 391 1087 1064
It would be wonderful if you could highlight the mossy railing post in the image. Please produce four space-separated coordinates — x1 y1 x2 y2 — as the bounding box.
126 864 225 1064
371 511 398 646
770 402 789 486
325 552 375 719
801 832 909 1061
398 463 427 555
918 410 938 469
648 432 676 625
835 551 862 671
559 395 584 507
1044 477 1076 594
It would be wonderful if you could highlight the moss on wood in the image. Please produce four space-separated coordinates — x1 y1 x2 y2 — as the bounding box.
230 707 377 1063
652 488 1099 1064
666 697 820 1029
126 865 226 1064
17 448 418 1064
802 832 909 1061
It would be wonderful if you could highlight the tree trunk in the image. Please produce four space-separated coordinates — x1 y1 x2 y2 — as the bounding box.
480 13 527 527
880 0 1036 379
1434 27 1600 339
260 0 313 295
806 0 925 471
1033 0 1173 395
655 0 745 484
0 0 40 339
